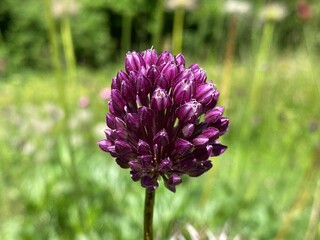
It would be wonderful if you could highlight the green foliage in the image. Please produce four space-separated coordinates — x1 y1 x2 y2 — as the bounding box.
1 50 319 238
1 0 320 70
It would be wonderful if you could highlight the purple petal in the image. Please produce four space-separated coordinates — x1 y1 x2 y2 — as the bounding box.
161 63 178 83
198 127 220 141
210 143 227 156
192 137 209 148
212 117 229 135
194 81 216 105
150 88 172 111
175 53 185 67
205 107 224 124
153 129 169 147
154 73 170 90
174 138 193 155
130 171 142 181
137 73 152 98
179 158 196 172
156 51 174 67
121 77 136 102
142 49 157 67
138 106 154 126
147 66 160 84
176 100 203 123
114 140 132 154
137 139 151 155
125 51 145 73
129 160 141 172
173 78 195 105
111 89 126 113
188 161 212 177
204 91 220 110
124 113 140 131
113 128 128 140
189 64 207 83
141 176 158 192
111 76 121 91
164 174 182 192
116 155 131 168
106 113 116 129
138 154 153 169
181 123 195 138
114 117 127 129
159 157 173 172
97 139 112 152
193 147 210 161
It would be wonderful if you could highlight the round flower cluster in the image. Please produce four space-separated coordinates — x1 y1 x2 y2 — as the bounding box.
98 49 229 192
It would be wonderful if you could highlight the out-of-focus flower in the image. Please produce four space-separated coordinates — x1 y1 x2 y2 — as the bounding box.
100 88 111 100
224 0 251 15
69 109 92 129
259 3 287 22
93 122 107 139
165 0 198 11
98 49 229 192
297 0 312 21
51 0 79 18
78 96 90 108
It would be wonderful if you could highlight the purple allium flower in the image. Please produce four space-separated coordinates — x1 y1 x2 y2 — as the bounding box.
98 49 229 192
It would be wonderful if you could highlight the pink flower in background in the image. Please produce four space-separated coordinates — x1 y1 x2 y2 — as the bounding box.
100 88 111 100
78 96 90 108
297 0 312 21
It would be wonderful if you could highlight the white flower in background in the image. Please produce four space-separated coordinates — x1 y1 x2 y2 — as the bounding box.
224 0 252 15
92 122 106 139
165 0 198 11
259 2 287 21
43 102 64 122
68 109 93 129
51 0 79 18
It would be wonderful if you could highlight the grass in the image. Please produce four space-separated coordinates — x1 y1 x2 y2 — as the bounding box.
0 50 319 239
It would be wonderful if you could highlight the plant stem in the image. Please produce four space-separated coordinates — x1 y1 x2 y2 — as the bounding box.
121 14 132 55
220 14 238 111
151 0 164 51
144 190 155 240
172 7 185 55
61 15 77 81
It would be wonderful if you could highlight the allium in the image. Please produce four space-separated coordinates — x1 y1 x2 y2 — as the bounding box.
98 49 229 192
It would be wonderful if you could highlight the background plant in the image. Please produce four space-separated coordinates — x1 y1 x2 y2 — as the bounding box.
0 0 320 239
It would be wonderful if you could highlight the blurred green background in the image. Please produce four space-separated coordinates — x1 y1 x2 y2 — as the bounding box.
0 0 320 239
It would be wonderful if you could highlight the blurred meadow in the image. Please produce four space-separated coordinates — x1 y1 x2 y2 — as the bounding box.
0 0 320 239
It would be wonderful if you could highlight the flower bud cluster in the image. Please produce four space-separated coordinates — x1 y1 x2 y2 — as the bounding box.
98 49 229 192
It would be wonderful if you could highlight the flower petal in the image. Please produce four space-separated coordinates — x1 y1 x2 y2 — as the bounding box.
150 88 172 111
153 129 169 147
174 138 193 155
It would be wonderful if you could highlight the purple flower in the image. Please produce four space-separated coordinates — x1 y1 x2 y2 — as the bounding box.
98 49 229 192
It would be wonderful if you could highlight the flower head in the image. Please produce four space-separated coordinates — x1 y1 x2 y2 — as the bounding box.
259 3 287 22
297 0 312 22
224 0 252 15
98 49 229 192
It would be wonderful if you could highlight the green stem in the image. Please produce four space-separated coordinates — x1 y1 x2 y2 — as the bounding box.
121 14 132 55
144 190 155 240
151 0 164 51
220 15 238 111
61 15 77 80
249 21 274 112
172 7 185 55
